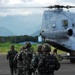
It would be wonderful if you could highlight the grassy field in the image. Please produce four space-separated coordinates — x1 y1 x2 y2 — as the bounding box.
0 42 22 53
0 42 66 54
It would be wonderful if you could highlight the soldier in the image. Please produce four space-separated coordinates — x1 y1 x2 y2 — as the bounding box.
15 46 26 75
7 45 18 75
30 44 43 75
38 44 60 75
14 53 23 75
37 44 43 55
17 42 33 75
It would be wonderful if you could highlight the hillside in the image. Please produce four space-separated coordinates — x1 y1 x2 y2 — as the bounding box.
0 27 14 36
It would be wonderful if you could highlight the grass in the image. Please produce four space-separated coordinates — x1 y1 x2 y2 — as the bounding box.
0 42 66 54
0 42 22 53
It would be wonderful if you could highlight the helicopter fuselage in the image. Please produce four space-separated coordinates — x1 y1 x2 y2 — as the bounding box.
40 9 75 53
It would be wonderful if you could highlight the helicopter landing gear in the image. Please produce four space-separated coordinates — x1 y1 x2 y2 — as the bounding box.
70 51 75 63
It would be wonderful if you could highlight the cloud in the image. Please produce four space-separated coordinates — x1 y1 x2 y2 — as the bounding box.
0 9 33 17
0 0 23 5
26 0 56 6
0 0 75 16
0 0 75 7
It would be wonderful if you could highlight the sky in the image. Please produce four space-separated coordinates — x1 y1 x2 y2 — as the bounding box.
0 0 75 16
0 0 75 36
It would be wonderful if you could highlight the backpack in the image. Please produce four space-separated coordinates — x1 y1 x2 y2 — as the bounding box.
38 54 56 73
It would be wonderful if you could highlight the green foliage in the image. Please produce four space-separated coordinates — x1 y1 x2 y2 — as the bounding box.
0 42 66 55
0 42 22 53
0 42 38 53
0 35 38 43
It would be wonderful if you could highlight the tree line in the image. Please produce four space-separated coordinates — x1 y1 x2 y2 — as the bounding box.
0 35 38 43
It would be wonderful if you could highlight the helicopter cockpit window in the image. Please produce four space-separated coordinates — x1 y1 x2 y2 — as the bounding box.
62 20 68 26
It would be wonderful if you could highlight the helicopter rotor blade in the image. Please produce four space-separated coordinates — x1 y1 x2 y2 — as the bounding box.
0 5 75 9
44 5 52 8
69 6 75 8
64 5 75 9
0 5 67 9
44 5 67 9
44 5 75 9
0 6 46 9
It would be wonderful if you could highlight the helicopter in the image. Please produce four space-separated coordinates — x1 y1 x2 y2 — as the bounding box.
40 5 75 63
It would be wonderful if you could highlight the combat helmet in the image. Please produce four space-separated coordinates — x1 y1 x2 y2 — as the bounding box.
37 44 42 52
20 46 25 51
10 45 15 49
25 42 31 48
41 44 51 52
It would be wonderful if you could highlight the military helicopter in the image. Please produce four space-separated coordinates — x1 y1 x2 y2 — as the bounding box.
40 5 75 63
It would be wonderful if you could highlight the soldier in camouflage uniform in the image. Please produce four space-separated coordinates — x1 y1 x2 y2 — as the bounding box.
17 46 26 75
14 47 24 75
31 44 60 75
37 44 43 56
38 44 60 75
18 42 33 75
30 44 43 75
7 45 18 75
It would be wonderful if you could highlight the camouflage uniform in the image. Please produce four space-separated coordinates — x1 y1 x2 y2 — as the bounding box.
18 42 33 75
7 45 18 75
17 46 26 75
30 44 43 75
31 44 60 75
38 44 60 75
17 52 24 75
13 50 23 75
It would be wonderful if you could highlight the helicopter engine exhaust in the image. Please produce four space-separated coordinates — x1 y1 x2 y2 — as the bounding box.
40 29 73 39
68 29 73 36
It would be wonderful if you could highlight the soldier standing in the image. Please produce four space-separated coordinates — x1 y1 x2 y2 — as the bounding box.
7 45 18 75
17 42 33 75
37 44 43 56
15 46 26 75
31 44 60 75
38 44 60 75
30 44 43 75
